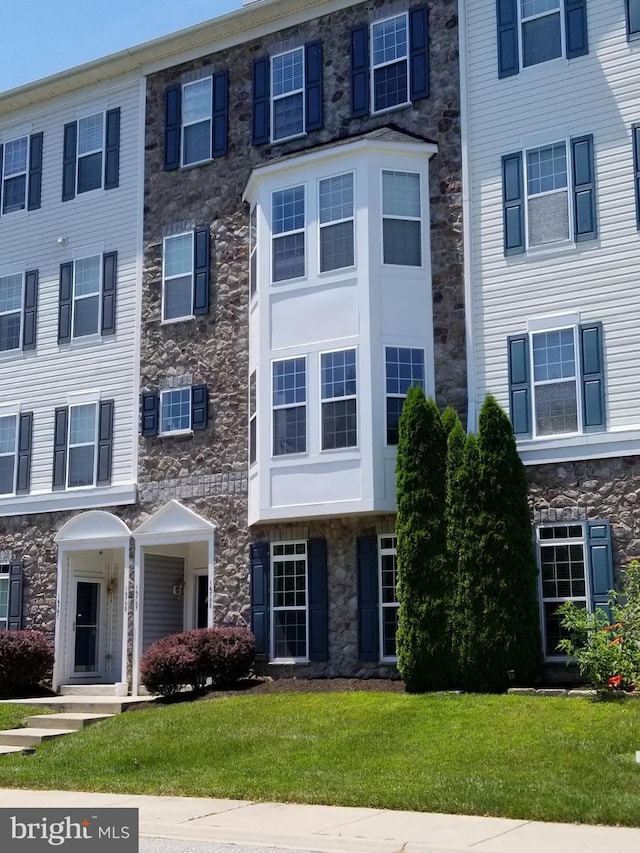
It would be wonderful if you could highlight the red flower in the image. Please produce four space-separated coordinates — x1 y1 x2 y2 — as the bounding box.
609 637 622 646
603 622 623 631
608 675 623 688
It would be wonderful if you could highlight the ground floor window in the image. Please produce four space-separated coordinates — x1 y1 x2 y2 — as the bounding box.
0 565 9 629
271 541 308 661
378 535 399 661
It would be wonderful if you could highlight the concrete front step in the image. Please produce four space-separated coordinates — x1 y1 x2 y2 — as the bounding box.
0 728 77 747
26 712 114 730
0 696 156 714
0 744 35 755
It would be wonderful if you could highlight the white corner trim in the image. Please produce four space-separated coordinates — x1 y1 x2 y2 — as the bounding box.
0 484 137 517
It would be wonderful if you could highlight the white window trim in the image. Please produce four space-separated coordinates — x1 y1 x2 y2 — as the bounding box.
270 47 306 144
0 413 19 497
1 135 29 216
271 355 307 458
0 564 9 631
162 231 195 323
536 521 592 661
181 77 213 167
72 255 103 340
249 206 258 299
249 369 257 467
159 387 193 437
380 169 423 268
370 12 410 116
529 324 582 439
518 0 566 70
523 138 573 253
270 540 309 663
271 183 307 284
66 401 98 490
378 534 399 663
76 112 106 195
383 345 426 447
317 171 356 275
0 271 24 353
319 346 358 452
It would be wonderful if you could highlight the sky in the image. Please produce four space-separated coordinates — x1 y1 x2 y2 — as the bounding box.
0 0 243 92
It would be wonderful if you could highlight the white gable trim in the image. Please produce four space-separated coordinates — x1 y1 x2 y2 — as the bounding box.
55 510 131 550
133 499 217 545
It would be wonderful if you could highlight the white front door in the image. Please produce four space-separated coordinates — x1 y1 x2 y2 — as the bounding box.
72 578 104 678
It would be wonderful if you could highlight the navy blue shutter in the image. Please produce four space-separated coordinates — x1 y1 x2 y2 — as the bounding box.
104 108 120 190
305 41 323 132
16 412 33 495
62 121 77 201
409 5 429 100
101 251 117 335
565 0 588 59
250 542 270 661
496 0 519 78
23 269 38 351
141 392 159 437
308 538 328 661
191 385 208 430
502 152 525 255
8 562 23 631
633 124 640 230
357 535 379 661
571 134 596 241
0 143 3 212
27 132 43 210
212 70 228 158
52 406 68 490
96 400 114 485
193 227 210 315
507 334 531 437
350 24 370 117
58 262 73 343
252 58 270 145
580 322 605 432
164 85 181 170
588 520 614 618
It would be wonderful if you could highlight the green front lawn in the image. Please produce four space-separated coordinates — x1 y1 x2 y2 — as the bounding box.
0 706 50 730
1 693 639 826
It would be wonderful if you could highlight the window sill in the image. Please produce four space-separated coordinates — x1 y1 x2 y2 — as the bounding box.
371 101 411 118
270 131 307 146
160 315 196 326
269 658 309 665
0 348 33 362
64 334 106 350
514 56 569 80
517 428 640 465
180 157 213 169
158 429 193 439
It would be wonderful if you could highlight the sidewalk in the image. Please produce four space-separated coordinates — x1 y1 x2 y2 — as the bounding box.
0 789 637 853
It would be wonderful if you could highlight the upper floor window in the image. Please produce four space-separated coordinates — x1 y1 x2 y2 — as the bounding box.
272 186 305 282
164 73 228 170
382 170 422 266
0 274 24 352
319 173 354 272
273 357 306 456
497 0 587 78
251 43 322 146
58 253 117 342
507 321 605 439
182 79 212 165
321 348 357 450
0 133 43 214
68 403 99 488
0 415 17 495
249 206 258 298
628 0 640 37
351 6 428 118
385 347 425 445
502 135 595 255
140 384 208 437
162 228 210 321
53 400 113 490
62 109 120 201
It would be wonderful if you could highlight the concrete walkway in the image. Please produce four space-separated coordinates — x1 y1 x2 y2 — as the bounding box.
0 788 636 853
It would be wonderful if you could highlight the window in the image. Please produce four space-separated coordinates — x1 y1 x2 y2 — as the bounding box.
140 385 208 437
272 186 305 282
379 535 399 661
273 357 306 456
507 322 605 438
249 206 257 298
319 173 354 272
0 565 8 630
249 370 257 465
62 109 120 200
251 43 322 146
58 254 116 342
496 0 587 78
382 171 422 266
350 7 428 118
0 415 17 495
271 541 308 660
52 400 113 490
321 349 357 450
162 228 209 321
164 73 228 170
0 274 23 352
385 347 425 445
502 135 596 255
628 0 640 37
0 133 43 214
182 78 212 165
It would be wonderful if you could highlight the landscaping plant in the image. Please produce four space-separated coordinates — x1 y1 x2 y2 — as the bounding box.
0 630 54 697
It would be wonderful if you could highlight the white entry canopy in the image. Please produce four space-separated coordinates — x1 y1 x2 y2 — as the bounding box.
133 500 216 545
55 511 131 548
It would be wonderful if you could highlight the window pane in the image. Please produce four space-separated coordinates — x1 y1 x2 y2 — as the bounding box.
522 12 562 67
320 221 354 272
273 610 307 659
385 347 425 394
0 457 14 494
78 114 104 155
73 294 99 338
0 273 23 351
68 445 95 487
78 152 102 193
382 171 421 217
183 78 212 123
272 49 304 97
273 233 305 281
535 381 578 435
630 0 640 34
273 406 306 455
273 92 304 141
532 329 575 381
521 0 560 17
386 397 404 446
372 15 408 65
184 121 211 165
382 606 399 658
321 349 357 399
0 416 16 496
319 174 354 224
322 399 357 449
4 137 28 176
3 175 26 213
70 404 96 445
0 416 16 455
273 358 306 405
74 257 100 297
383 219 421 266
528 191 569 246
0 313 23 351
164 276 193 320
161 389 191 433
527 144 567 195
165 235 193 277
273 187 305 234
0 575 8 626
374 63 408 112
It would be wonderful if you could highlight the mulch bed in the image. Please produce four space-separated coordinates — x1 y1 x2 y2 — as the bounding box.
198 677 406 700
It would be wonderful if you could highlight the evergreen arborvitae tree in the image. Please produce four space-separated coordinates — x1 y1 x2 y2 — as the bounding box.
474 395 541 690
395 387 451 691
441 405 462 443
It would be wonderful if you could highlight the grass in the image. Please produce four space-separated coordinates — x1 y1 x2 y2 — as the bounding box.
0 705 50 730
1 692 640 825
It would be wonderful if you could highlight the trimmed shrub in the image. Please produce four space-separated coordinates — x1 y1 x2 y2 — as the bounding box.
140 626 255 696
0 630 54 697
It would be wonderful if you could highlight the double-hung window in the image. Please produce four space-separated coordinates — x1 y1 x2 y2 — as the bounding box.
140 385 208 437
382 171 422 266
0 415 17 495
182 78 213 166
58 253 116 342
0 565 8 630
77 113 104 193
378 535 399 661
0 274 24 352
0 133 43 214
272 186 305 282
72 256 101 338
385 347 425 445
496 1 587 78
164 72 228 170
67 403 98 488
162 228 210 321
628 0 640 37
53 400 114 490
319 173 354 272
249 370 257 465
371 14 409 113
271 541 308 661
62 109 120 200
502 135 596 254
321 349 357 450
273 357 306 456
272 48 305 142
508 321 605 438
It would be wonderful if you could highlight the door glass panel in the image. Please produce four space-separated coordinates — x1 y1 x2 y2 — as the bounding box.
74 581 100 673
196 575 208 629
